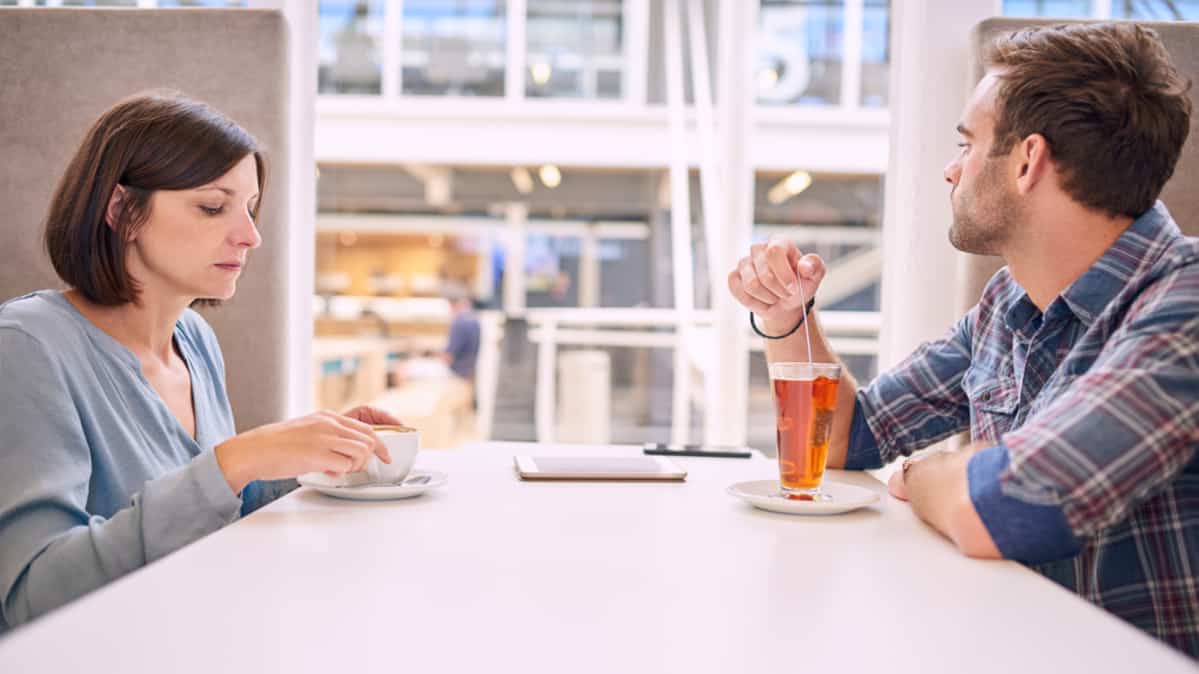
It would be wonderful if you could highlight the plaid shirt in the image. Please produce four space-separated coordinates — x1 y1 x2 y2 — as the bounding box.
845 202 1199 657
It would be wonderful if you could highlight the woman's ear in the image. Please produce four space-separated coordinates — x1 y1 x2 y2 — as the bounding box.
104 184 127 232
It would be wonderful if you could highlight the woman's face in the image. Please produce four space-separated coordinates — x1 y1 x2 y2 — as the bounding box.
127 154 262 302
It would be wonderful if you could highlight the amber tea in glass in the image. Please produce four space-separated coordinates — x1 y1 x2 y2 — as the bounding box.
769 362 841 499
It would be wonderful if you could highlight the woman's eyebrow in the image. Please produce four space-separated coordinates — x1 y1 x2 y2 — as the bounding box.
197 186 260 200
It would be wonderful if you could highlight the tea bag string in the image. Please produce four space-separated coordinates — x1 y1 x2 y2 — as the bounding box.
796 268 814 365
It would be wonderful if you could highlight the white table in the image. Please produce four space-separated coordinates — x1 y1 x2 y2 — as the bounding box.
0 443 1192 673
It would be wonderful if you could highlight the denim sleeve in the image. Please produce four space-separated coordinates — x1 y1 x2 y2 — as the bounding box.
968 443 1080 564
844 400 884 470
240 479 300 516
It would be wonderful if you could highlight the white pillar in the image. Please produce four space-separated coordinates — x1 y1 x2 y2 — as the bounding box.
505 0 528 100
503 202 528 318
251 0 318 416
662 0 695 446
879 0 998 372
474 234 495 302
841 0 864 109
579 229 600 308
707 0 756 446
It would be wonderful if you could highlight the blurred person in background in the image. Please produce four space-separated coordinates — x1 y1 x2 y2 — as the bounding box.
441 290 480 385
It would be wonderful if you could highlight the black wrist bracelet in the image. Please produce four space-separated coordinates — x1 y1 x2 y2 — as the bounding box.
750 296 816 340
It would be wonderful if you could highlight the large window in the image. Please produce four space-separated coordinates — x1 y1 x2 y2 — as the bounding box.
860 0 889 107
319 0 384 95
1112 0 1199 19
401 0 508 97
526 0 624 99
1002 0 1093 16
757 0 891 109
757 0 845 106
1003 0 1199 18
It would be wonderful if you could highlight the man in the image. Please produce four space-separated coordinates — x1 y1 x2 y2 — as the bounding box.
729 23 1197 656
442 291 480 383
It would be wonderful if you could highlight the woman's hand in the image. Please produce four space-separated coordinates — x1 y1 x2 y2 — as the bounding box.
214 410 393 494
341 405 404 427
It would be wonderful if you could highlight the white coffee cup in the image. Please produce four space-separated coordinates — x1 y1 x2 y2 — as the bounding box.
366 428 420 484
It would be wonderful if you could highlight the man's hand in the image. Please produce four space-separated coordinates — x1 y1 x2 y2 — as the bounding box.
727 236 827 331
902 447 1002 559
888 465 910 501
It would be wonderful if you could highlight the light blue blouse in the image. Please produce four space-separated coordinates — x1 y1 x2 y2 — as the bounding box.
0 290 293 633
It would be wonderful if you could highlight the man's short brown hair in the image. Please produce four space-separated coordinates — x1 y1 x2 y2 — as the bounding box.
43 91 266 306
985 22 1192 218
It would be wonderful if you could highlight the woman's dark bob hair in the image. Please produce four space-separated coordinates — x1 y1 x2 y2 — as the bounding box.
43 90 266 306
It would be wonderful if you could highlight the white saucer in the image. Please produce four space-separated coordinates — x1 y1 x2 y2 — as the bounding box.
298 470 448 501
727 479 879 515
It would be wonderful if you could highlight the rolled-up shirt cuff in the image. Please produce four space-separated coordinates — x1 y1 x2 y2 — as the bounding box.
188 450 244 522
844 402 884 470
967 443 1080 564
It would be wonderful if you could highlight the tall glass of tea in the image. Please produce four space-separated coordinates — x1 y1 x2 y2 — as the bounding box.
769 362 841 500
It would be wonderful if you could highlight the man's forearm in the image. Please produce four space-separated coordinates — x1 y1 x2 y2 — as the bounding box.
906 446 1001 559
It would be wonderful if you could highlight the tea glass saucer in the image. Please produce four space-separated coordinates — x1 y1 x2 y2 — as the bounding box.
727 479 879 515
298 470 448 501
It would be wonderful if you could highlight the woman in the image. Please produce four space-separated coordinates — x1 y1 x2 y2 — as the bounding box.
0 92 400 632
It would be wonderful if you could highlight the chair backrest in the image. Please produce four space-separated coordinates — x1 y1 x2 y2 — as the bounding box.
0 8 291 431
958 18 1199 314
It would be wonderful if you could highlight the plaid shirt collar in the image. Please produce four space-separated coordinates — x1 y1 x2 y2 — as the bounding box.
1003 201 1182 336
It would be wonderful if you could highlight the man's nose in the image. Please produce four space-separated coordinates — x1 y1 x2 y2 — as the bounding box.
944 159 961 185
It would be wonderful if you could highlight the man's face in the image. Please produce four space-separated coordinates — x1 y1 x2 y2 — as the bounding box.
944 73 1023 256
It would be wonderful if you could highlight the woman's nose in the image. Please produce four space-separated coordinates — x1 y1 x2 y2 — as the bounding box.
233 211 262 249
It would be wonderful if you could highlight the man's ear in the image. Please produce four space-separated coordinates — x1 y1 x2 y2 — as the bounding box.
1015 133 1051 195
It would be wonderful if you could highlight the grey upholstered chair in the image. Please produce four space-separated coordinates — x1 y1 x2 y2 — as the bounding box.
957 18 1199 314
0 8 291 431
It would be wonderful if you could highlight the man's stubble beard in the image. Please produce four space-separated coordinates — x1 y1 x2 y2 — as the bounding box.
948 157 1022 256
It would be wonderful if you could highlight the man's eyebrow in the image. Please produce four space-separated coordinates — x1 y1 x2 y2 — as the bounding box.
956 123 973 138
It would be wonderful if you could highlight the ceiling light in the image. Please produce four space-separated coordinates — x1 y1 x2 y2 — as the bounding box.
539 164 562 189
767 170 812 205
510 167 534 194
530 62 553 86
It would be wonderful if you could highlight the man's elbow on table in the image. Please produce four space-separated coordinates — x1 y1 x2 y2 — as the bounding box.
949 498 1003 560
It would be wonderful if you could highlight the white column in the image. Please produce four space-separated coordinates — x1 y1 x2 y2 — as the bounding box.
535 321 557 443
662 0 695 446
474 234 495 302
251 0 318 416
383 0 403 98
579 229 600 308
707 0 757 446
878 0 998 373
624 0 650 106
505 0 528 101
841 0 864 109
503 202 528 318
1092 0 1113 19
